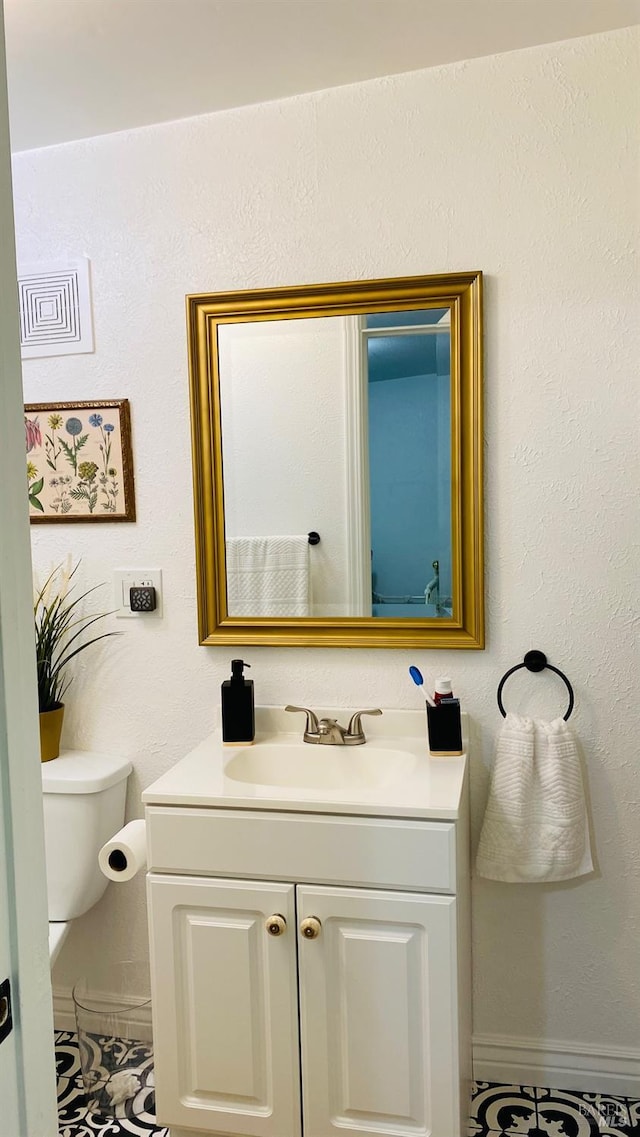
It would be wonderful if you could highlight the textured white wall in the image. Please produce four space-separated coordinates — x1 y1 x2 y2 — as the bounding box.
14 28 639 1053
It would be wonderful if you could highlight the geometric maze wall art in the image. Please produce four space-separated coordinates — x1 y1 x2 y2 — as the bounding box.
18 257 94 359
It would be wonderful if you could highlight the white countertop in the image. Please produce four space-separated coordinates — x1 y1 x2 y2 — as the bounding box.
142 707 468 820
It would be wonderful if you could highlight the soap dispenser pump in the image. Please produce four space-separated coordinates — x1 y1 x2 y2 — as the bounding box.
221 659 255 744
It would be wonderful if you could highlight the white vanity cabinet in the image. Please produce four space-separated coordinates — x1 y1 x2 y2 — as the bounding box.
143 724 471 1137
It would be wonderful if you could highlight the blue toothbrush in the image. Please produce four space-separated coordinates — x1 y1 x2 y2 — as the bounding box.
409 665 436 707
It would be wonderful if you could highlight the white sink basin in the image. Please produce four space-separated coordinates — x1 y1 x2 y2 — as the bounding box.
141 709 467 818
224 742 417 791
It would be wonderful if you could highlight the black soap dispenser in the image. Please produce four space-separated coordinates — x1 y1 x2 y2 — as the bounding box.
221 659 255 744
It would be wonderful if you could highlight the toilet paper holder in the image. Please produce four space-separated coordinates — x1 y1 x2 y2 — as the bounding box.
107 848 129 874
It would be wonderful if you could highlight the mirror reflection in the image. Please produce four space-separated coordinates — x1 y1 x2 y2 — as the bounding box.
366 309 451 617
219 307 452 619
187 271 483 649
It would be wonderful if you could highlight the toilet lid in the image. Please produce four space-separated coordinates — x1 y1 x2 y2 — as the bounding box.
42 750 132 793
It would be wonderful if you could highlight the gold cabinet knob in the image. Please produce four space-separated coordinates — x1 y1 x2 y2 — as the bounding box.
300 916 322 939
266 914 287 936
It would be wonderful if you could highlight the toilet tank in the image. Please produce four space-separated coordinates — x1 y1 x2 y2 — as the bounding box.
42 751 132 921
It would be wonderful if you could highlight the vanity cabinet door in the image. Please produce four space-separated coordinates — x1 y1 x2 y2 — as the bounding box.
147 874 301 1137
297 885 460 1137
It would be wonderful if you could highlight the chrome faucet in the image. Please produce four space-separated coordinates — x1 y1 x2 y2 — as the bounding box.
425 559 440 606
285 706 382 745
425 559 447 615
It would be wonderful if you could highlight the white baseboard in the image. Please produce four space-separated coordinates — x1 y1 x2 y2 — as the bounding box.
52 986 152 1042
53 988 76 1032
55 990 639 1100
473 1033 640 1097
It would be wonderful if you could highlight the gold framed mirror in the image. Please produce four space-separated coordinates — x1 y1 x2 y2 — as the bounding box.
187 271 483 648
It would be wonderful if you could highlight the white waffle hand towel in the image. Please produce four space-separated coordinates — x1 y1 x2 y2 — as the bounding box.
475 714 592 883
226 536 310 617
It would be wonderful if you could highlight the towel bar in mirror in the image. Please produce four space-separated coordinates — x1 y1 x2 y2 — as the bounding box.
187 271 484 648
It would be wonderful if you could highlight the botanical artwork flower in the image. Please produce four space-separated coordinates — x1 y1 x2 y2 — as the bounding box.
27 458 44 512
99 461 120 512
58 416 88 475
90 414 117 477
25 415 41 452
44 412 64 470
24 403 133 520
77 460 98 480
49 474 73 515
71 459 100 513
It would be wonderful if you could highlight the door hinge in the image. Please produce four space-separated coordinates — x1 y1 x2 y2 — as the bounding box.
0 977 13 1045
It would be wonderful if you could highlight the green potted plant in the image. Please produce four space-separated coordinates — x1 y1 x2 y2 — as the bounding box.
35 560 120 762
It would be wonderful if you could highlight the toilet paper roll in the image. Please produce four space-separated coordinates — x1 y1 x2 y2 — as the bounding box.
98 820 147 883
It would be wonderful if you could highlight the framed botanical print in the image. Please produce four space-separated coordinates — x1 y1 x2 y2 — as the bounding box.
25 399 136 522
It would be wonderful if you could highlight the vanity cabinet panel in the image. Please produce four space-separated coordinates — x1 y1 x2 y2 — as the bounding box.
297 885 459 1137
147 806 457 893
147 875 301 1137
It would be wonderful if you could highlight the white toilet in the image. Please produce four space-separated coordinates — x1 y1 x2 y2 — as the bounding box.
42 750 132 964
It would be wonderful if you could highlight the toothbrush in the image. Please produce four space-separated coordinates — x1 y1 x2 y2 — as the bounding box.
409 665 436 707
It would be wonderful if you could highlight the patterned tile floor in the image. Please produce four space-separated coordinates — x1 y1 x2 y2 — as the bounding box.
469 1082 640 1135
56 1031 640 1137
56 1030 166 1137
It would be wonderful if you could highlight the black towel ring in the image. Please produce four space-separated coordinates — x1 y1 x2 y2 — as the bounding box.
497 650 574 721
308 532 321 546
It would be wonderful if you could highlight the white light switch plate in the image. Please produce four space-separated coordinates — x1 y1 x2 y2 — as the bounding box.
113 568 163 619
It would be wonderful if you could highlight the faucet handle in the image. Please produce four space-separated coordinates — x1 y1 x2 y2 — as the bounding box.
345 708 383 743
285 705 320 740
